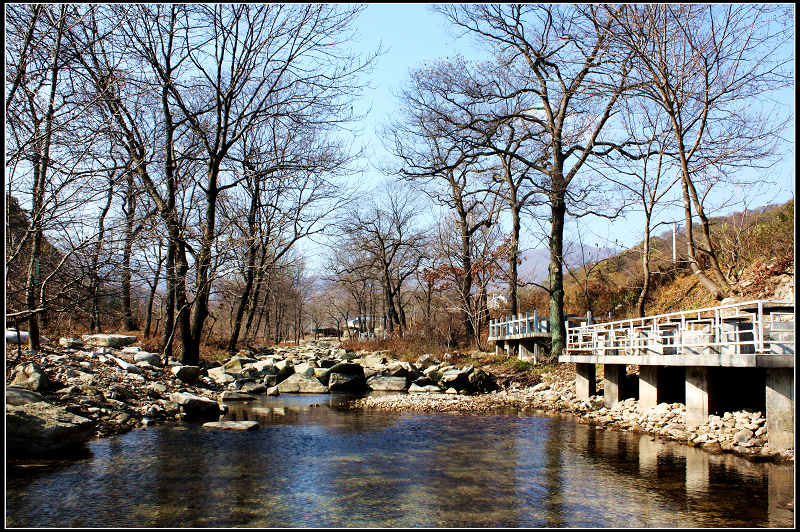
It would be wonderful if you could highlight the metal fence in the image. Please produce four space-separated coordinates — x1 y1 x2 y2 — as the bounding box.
564 300 794 357
488 311 550 339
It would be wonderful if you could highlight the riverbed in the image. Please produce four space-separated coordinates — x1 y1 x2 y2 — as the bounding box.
6 393 794 527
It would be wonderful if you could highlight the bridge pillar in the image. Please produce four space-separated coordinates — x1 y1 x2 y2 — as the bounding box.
639 365 659 409
765 367 794 451
603 364 626 408
685 367 710 426
494 341 503 357
576 363 596 399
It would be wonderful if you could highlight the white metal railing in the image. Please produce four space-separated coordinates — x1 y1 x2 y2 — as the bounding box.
564 300 794 357
488 311 550 339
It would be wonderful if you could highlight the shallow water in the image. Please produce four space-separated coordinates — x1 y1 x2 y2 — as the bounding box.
6 393 795 527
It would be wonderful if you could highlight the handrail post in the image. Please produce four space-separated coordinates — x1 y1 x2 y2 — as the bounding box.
757 300 764 353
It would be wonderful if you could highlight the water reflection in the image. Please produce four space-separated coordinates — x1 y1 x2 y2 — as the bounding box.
5 395 794 528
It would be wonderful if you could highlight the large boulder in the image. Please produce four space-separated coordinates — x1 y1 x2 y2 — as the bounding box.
208 366 235 385
408 383 443 393
324 362 366 391
82 334 137 348
439 366 473 391
59 337 85 348
275 373 328 393
222 356 257 375
367 376 408 391
6 386 48 406
220 391 257 402
274 360 295 383
468 368 498 393
328 372 367 392
171 365 201 384
10 362 50 391
134 352 162 365
7 402 95 455
293 362 316 377
170 392 223 419
6 329 49 344
242 360 277 378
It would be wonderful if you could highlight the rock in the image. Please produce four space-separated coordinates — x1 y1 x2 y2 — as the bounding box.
202 420 259 431
266 386 280 396
293 363 316 377
367 376 408 391
243 360 277 378
170 392 223 419
10 362 50 391
412 376 435 387
121 346 141 354
6 329 49 344
220 391 257 402
274 360 295 383
146 383 168 396
532 382 549 392
171 365 201 384
208 366 235 385
275 373 328 393
6 402 94 455
222 356 257 374
445 387 458 394
263 374 278 388
6 386 48 406
107 355 141 374
361 353 387 367
82 334 137 348
416 353 439 367
239 383 266 395
408 383 443 393
134 352 162 365
386 361 417 378
328 372 366 392
59 337 84 348
468 368 497 393
439 366 473 390
734 429 755 444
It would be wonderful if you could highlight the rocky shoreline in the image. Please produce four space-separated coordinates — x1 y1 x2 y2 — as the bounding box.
349 366 795 464
6 335 793 464
5 335 496 456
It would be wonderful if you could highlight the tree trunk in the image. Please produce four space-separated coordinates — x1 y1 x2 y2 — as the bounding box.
227 177 260 353
548 194 567 360
509 204 521 316
143 254 162 338
90 179 114 333
636 213 652 317
121 172 137 330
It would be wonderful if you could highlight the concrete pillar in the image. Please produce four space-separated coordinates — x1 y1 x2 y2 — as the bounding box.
495 341 503 357
603 364 626 408
765 368 794 451
685 367 710 426
639 365 659 409
518 341 533 361
576 363 596 399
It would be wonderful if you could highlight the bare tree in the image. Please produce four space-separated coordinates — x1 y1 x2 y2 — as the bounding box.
435 4 634 357
605 4 794 299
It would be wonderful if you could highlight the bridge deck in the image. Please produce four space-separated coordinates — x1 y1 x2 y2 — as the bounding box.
561 299 794 366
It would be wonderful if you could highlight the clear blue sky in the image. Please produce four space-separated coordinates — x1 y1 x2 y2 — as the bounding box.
303 4 796 276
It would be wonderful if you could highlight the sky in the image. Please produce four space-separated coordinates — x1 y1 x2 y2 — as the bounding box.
296 4 796 278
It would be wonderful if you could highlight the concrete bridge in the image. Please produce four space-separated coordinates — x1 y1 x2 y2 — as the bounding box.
490 300 795 451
